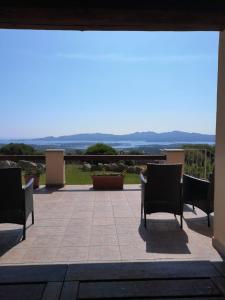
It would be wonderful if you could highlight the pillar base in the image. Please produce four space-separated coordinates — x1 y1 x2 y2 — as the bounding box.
212 237 225 259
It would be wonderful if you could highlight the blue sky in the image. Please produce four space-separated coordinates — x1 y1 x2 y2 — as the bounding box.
0 30 219 138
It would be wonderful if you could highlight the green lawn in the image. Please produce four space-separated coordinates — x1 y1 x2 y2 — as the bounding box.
40 163 140 185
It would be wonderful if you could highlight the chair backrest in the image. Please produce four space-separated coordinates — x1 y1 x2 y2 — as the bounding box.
145 163 182 208
0 168 23 210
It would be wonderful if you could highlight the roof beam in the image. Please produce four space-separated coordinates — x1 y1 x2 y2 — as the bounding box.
0 1 225 31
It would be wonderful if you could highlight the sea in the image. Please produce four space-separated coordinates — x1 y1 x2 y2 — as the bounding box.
0 139 215 150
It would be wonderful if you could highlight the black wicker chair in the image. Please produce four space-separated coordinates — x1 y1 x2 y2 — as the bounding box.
182 173 214 227
0 168 34 240
141 163 183 229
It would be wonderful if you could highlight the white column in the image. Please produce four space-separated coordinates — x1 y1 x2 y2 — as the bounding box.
212 30 225 257
45 149 65 187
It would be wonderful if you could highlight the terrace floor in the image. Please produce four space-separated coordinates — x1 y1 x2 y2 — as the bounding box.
0 185 222 265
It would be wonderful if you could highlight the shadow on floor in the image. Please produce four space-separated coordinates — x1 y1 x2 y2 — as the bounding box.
0 229 23 256
34 187 62 194
138 218 190 254
35 186 141 194
184 216 213 238
0 221 34 256
183 204 197 214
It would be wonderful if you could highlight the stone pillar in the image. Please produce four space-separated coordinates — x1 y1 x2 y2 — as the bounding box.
164 149 185 174
45 149 65 187
212 30 225 257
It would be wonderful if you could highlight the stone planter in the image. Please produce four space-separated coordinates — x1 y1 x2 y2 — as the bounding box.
24 175 40 189
92 175 124 190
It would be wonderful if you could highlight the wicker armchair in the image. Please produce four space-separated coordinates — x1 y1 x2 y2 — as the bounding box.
141 163 183 229
182 173 214 226
0 168 34 240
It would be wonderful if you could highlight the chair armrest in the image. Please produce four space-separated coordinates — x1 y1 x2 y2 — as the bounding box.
182 174 210 206
23 178 34 191
140 173 147 184
23 178 34 219
183 174 209 184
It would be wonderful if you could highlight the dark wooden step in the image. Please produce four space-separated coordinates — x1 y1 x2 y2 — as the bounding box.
79 278 222 299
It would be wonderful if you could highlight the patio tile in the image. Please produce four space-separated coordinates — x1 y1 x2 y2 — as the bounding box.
68 218 92 226
92 217 115 226
70 211 93 219
94 206 113 212
88 246 121 261
93 211 114 218
15 237 36 249
131 210 143 217
0 247 28 264
119 244 157 261
116 223 140 234
94 201 112 208
21 247 58 264
0 185 222 266
113 209 134 218
55 246 88 262
94 191 111 201
28 235 63 248
27 226 66 237
91 225 117 235
65 225 91 235
115 217 140 225
61 234 90 247
33 218 69 227
72 207 93 213
117 233 144 246
90 233 118 246
111 201 129 207
35 213 72 219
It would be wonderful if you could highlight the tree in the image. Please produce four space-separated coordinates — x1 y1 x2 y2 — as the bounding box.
85 143 117 155
0 143 36 155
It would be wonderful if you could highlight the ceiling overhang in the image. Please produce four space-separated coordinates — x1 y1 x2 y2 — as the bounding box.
0 1 225 31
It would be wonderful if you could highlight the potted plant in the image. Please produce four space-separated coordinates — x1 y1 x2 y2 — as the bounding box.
92 171 125 190
18 160 45 189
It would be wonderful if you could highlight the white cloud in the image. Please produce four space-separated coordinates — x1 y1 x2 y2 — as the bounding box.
56 52 216 63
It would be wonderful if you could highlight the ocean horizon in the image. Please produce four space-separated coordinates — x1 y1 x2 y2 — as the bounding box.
0 139 215 150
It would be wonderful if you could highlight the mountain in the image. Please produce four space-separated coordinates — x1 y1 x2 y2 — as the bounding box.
32 131 215 143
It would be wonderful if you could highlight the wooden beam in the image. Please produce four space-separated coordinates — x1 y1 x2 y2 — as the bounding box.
0 154 166 163
0 1 225 31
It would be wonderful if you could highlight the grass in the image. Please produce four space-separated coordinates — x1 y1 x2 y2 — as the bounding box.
40 163 140 185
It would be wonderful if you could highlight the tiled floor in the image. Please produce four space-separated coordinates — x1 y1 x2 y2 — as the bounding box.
0 185 222 265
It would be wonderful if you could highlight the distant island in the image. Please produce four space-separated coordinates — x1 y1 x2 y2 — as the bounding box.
0 130 215 152
32 130 215 143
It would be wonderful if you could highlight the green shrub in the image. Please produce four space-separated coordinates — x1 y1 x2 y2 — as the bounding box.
0 143 36 155
85 143 117 155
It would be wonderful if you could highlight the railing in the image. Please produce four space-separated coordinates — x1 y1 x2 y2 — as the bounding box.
0 154 166 163
0 150 215 182
0 155 45 162
1 150 191 186
184 149 214 180
0 153 167 185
